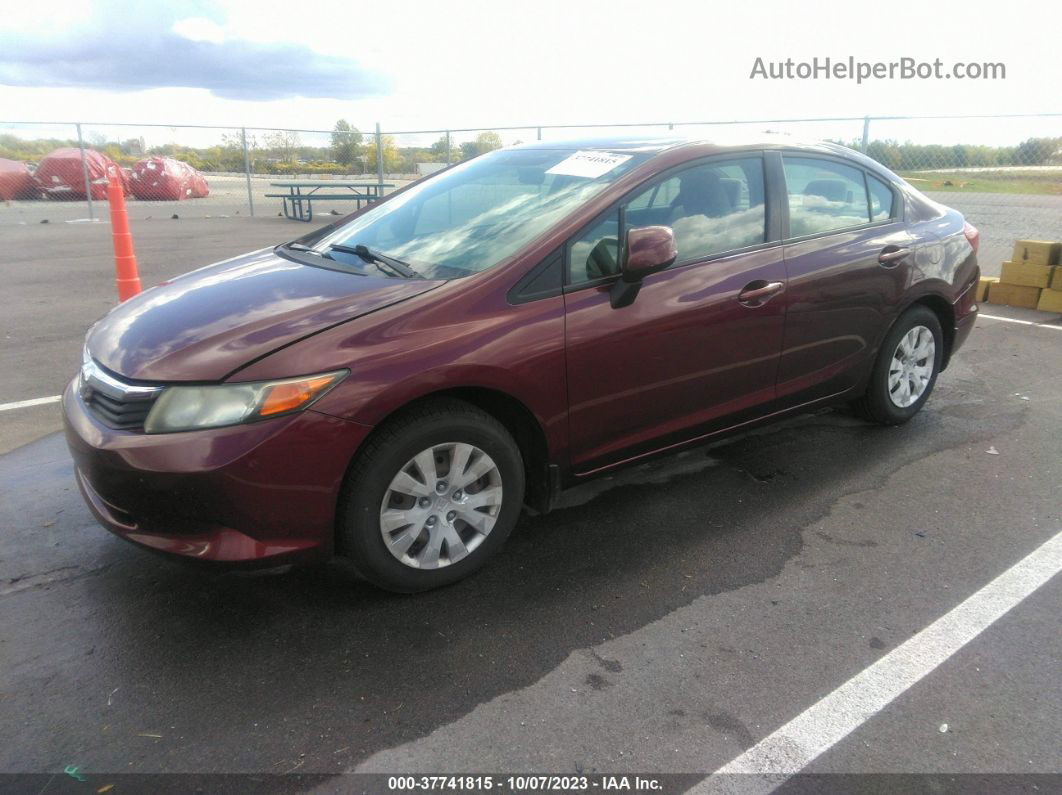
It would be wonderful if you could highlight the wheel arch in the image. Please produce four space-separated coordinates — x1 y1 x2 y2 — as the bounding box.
339 386 557 519
903 293 956 370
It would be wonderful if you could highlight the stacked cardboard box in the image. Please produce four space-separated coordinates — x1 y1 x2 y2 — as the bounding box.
1039 267 1062 313
976 276 998 301
985 240 1061 310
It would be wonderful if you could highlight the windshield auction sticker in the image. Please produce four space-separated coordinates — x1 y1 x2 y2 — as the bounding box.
546 150 633 179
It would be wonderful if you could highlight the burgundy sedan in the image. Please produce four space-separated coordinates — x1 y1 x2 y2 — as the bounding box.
64 136 979 591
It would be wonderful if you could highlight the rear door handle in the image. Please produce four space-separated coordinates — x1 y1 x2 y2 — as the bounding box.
879 247 911 267
738 280 784 307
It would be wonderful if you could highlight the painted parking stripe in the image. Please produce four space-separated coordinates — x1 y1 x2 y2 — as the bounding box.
691 529 1062 795
0 395 61 412
979 313 1062 329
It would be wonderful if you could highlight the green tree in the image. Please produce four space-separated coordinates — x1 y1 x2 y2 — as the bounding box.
364 135 401 173
430 135 461 163
474 131 503 153
331 120 363 166
120 137 145 156
459 131 504 161
262 130 301 163
459 140 479 160
1016 137 1062 166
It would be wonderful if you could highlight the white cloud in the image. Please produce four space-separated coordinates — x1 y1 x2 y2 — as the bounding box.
171 17 227 45
0 0 1060 146
0 1 388 101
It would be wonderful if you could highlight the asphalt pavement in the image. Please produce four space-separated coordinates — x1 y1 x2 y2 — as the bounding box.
935 191 1062 274
0 216 1060 793
0 216 298 452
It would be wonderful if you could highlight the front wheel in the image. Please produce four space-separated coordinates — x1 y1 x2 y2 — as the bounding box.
853 305 944 425
337 399 525 592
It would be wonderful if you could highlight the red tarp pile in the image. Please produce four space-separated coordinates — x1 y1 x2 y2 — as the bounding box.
34 148 129 200
130 156 209 200
0 158 38 200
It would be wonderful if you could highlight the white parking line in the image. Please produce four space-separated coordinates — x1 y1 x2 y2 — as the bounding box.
979 313 1062 329
691 529 1062 795
0 395 61 413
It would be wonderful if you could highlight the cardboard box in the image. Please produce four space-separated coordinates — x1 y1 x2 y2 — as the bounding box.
985 283 1042 309
1037 288 1062 314
976 276 998 302
1053 269 1062 290
1000 260 1056 288
1011 240 1061 267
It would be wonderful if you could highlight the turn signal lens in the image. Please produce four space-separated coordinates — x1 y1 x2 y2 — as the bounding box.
258 374 340 417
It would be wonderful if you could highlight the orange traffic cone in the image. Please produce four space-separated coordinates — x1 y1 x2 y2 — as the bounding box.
107 173 142 301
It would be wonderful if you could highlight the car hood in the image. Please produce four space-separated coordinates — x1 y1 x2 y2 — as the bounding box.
87 247 442 382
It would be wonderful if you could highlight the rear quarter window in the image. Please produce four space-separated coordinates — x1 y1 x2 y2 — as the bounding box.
867 173 896 221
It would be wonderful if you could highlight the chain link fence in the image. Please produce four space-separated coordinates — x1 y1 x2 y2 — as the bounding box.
2 114 1060 270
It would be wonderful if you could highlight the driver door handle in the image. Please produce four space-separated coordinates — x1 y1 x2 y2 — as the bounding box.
738 280 784 307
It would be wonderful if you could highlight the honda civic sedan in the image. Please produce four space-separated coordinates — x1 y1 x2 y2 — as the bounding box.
63 135 979 591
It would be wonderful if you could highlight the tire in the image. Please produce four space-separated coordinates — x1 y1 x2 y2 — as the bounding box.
337 398 525 592
852 305 944 425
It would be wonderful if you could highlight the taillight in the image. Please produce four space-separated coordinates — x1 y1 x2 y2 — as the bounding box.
963 221 980 254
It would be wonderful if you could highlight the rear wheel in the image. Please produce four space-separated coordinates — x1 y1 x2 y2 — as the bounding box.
853 306 943 425
338 399 524 592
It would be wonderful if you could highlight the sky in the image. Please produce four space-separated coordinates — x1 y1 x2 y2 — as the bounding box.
1 0 1061 148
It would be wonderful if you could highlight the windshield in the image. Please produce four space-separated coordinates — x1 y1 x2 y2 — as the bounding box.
303 148 649 279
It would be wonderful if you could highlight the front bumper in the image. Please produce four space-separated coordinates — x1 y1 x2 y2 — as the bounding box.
62 381 372 565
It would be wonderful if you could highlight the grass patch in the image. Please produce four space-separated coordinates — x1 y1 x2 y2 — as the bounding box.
900 169 1062 195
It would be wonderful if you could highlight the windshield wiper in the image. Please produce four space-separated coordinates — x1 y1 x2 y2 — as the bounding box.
329 243 424 279
281 241 338 260
278 242 374 275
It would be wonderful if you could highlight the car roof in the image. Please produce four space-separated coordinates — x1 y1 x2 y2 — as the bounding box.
509 133 860 159
508 135 691 152
507 134 892 182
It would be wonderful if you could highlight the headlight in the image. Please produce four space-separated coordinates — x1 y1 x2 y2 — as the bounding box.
144 371 347 434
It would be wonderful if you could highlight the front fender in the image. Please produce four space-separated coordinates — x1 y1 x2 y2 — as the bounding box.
231 288 570 465
323 362 560 430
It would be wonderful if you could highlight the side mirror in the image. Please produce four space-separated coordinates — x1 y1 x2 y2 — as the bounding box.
611 225 677 308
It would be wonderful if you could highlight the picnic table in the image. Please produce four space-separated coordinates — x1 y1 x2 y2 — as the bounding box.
267 181 395 222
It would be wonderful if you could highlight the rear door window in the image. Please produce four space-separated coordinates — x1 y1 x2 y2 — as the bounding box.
782 156 872 237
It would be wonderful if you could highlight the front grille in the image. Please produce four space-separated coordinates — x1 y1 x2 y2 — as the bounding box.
83 386 157 430
79 358 163 431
